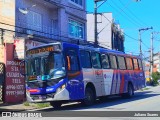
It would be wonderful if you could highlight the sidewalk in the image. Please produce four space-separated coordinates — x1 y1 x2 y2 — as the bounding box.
0 102 36 112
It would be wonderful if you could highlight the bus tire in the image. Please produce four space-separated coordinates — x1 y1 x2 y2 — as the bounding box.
50 101 62 109
126 83 134 98
83 87 95 106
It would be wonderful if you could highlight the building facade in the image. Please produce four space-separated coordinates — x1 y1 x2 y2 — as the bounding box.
87 13 124 52
0 0 86 103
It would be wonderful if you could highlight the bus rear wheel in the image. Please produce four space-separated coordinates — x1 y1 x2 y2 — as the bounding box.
121 83 134 98
126 83 134 98
83 87 95 106
50 101 62 109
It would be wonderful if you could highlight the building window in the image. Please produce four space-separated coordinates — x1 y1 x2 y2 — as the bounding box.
27 11 42 31
69 19 84 39
70 0 82 6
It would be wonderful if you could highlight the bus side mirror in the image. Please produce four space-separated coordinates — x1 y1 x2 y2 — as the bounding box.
20 60 27 76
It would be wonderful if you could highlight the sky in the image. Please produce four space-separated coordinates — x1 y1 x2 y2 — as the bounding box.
86 0 160 58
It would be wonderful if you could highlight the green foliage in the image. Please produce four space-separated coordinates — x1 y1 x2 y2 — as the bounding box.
151 72 160 86
23 101 30 106
23 101 50 109
36 103 50 109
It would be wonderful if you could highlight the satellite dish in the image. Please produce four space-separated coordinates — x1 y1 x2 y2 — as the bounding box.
18 8 28 15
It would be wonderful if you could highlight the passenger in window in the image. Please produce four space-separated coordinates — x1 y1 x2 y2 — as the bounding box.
101 55 108 69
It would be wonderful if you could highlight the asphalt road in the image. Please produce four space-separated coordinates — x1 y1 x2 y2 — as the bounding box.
25 85 160 120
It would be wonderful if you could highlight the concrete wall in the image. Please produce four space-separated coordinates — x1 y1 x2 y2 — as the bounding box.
87 13 113 49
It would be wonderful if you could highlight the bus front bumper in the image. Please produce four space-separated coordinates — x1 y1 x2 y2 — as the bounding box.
26 88 70 102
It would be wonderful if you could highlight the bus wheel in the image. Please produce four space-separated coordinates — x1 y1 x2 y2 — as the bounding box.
127 84 134 98
50 101 62 109
83 87 95 106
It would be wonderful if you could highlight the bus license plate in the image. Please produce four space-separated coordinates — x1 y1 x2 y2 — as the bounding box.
39 95 46 99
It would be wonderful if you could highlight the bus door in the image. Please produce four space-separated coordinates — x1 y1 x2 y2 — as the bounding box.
101 54 113 96
79 50 94 91
91 52 103 97
63 44 84 100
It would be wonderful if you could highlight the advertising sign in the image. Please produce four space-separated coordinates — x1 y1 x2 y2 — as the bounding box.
14 39 44 60
14 39 25 60
4 43 25 103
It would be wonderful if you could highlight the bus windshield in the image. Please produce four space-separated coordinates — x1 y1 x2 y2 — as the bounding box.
27 52 66 79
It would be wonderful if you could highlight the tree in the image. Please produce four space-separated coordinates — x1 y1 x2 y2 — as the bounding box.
151 72 160 86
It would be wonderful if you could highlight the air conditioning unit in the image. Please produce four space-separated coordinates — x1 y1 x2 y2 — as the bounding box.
26 30 34 35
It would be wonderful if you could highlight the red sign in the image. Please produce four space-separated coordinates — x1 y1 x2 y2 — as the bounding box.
4 43 25 103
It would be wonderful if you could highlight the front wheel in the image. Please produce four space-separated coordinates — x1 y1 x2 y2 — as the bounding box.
50 101 62 109
82 87 95 106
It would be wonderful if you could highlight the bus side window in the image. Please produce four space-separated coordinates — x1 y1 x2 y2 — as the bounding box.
80 50 92 68
117 56 126 70
109 54 118 69
138 59 143 70
101 54 110 69
91 52 101 69
133 58 139 70
126 57 133 70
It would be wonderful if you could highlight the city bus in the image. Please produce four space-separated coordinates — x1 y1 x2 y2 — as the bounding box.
22 41 145 108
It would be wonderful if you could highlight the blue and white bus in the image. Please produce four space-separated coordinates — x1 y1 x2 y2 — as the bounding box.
23 42 145 108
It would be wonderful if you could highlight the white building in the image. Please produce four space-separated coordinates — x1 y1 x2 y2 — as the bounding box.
87 12 124 51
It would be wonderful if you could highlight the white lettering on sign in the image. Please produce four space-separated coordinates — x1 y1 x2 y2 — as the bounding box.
6 91 25 96
5 60 25 96
6 72 24 78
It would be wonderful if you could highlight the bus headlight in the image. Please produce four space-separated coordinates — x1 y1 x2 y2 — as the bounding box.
56 84 66 93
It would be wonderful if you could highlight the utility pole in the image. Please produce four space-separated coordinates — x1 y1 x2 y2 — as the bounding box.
94 0 98 46
138 27 153 57
94 0 107 47
150 31 160 82
150 32 153 77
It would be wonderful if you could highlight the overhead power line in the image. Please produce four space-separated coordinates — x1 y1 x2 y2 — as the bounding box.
109 0 142 27
118 0 148 27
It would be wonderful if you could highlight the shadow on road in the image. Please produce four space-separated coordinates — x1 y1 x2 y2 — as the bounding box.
36 90 160 111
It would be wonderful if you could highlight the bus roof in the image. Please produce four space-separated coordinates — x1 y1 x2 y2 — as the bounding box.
26 42 142 59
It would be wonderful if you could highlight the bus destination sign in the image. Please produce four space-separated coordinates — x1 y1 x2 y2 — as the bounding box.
27 45 60 55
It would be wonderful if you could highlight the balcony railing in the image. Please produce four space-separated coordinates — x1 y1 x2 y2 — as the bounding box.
16 22 59 40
